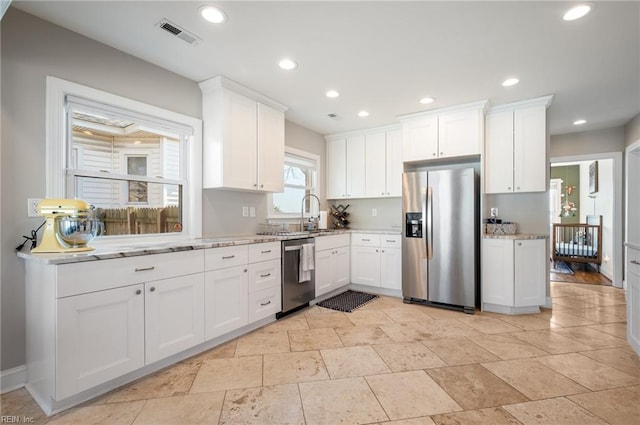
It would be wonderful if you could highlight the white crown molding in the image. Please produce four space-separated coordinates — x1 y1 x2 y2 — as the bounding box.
324 123 402 141
397 99 489 122
487 94 554 114
198 75 288 113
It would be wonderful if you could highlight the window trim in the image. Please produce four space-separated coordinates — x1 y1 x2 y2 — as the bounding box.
268 146 321 219
46 76 202 242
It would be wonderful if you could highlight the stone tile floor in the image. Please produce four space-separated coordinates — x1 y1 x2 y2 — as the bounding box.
2 281 638 424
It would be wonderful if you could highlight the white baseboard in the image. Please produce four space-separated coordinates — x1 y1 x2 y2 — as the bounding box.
545 296 553 308
1 365 26 394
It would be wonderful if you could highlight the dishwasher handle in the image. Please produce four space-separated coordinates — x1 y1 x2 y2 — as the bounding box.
284 245 302 252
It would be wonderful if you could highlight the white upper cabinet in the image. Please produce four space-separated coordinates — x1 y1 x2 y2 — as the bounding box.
326 134 366 199
399 101 487 162
200 76 287 192
484 95 553 194
326 126 402 200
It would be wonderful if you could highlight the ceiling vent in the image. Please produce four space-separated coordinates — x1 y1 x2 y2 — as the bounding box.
157 19 201 45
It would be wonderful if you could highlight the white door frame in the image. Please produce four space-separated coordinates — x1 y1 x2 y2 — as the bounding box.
550 152 623 288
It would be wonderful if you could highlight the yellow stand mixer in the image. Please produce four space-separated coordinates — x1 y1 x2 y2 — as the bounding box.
32 199 101 253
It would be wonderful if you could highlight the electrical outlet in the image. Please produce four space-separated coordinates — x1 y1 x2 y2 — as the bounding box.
249 207 256 217
242 206 249 217
27 198 42 217
490 207 499 217
372 208 377 217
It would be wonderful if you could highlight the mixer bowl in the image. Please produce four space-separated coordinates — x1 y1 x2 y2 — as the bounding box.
56 217 102 248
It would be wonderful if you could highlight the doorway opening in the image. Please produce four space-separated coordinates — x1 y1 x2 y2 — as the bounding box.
550 152 623 288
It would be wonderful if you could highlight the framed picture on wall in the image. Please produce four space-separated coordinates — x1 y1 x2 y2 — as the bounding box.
589 161 599 194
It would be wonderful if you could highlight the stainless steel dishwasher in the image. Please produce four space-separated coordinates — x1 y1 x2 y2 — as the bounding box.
278 237 315 318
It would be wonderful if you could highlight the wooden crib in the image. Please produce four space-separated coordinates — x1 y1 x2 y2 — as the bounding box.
552 215 603 272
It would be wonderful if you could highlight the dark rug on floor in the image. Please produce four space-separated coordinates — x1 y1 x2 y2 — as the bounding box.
317 290 379 313
551 261 574 275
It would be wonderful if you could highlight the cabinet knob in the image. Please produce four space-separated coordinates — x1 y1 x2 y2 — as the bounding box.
244 269 248 273
253 184 258 187
432 153 437 157
518 242 522 246
381 192 385 195
150 287 156 292
376 249 379 252
260 184 264 188
517 187 520 190
631 260 640 265
135 289 142 295
440 152 443 155
508 187 512 190
386 192 390 195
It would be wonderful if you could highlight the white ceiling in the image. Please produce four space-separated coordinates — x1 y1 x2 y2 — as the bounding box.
11 1 640 137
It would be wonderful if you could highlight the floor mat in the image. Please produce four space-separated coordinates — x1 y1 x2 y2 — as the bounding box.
316 290 379 313
550 261 574 275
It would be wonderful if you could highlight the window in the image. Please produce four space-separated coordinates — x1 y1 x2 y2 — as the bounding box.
46 77 202 240
270 148 319 217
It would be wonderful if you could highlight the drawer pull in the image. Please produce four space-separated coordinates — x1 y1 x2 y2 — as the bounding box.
261 250 272 254
631 260 640 265
260 273 272 278
222 255 235 260
135 266 155 272
386 240 396 243
260 300 272 306
362 238 371 242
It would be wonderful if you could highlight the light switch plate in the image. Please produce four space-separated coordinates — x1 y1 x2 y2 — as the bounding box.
242 206 249 217
372 208 377 217
249 207 256 217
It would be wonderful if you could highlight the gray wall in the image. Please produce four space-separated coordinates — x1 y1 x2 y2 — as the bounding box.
626 113 640 146
1 8 202 370
550 126 625 157
1 8 327 371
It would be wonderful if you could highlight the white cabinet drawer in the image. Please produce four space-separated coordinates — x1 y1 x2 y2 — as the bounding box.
205 245 249 271
315 234 350 251
381 235 402 248
249 242 281 263
248 285 281 322
351 233 381 247
248 259 281 292
57 250 204 298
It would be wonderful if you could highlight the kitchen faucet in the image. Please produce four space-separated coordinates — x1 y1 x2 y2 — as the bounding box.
300 194 321 231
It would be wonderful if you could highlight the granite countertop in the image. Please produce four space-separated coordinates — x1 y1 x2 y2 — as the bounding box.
625 242 640 250
17 229 353 265
483 233 548 240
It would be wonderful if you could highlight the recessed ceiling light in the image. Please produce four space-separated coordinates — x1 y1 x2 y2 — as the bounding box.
199 6 226 24
326 90 340 98
502 78 520 87
358 110 369 118
563 4 592 21
278 58 298 70
573 119 587 125
419 97 435 105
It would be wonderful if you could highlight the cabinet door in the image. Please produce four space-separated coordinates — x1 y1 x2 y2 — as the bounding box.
385 129 403 197
145 274 205 364
627 248 640 354
514 105 546 192
484 110 515 193
380 247 402 290
365 132 387 198
249 285 281 322
481 238 514 306
402 116 438 161
346 135 366 198
205 266 249 339
315 249 334 297
514 239 546 307
257 103 285 192
350 246 380 286
326 138 346 199
333 246 351 289
57 284 144 399
438 109 481 158
223 89 258 190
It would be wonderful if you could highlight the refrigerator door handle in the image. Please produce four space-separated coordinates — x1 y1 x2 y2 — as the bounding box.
426 186 433 260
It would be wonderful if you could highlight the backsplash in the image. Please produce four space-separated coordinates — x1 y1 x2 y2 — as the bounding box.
330 197 402 230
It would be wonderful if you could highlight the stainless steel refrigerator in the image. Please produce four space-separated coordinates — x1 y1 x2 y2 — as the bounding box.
402 168 479 313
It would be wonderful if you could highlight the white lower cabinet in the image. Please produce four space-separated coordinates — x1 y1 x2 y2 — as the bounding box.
482 237 546 314
145 274 205 364
248 258 281 322
315 235 350 297
205 265 249 339
627 247 640 354
56 284 145 400
350 233 402 290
